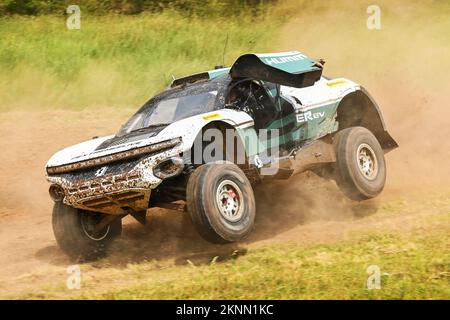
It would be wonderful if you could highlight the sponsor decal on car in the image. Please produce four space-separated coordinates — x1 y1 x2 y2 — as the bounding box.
296 111 325 123
263 53 307 66
326 79 348 87
94 166 108 177
202 113 221 121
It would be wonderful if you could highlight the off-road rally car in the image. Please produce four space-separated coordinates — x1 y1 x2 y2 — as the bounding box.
46 51 398 260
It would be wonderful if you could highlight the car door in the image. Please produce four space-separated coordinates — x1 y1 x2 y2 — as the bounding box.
258 81 298 152
226 80 295 162
279 79 339 143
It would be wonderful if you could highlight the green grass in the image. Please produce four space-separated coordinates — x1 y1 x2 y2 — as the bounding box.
11 198 450 300
86 224 450 299
2 0 449 112
17 231 450 300
0 10 283 110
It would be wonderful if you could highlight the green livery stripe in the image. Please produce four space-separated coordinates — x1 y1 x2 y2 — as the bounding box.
267 114 296 130
208 67 230 79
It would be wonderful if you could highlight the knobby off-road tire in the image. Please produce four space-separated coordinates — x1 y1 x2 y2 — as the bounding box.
52 202 122 261
333 126 386 200
186 162 256 243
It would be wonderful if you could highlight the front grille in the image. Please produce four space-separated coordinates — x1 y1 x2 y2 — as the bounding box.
67 173 140 195
52 156 143 180
47 138 180 175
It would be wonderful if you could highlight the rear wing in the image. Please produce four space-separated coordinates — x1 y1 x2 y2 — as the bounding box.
230 51 323 88
171 51 323 89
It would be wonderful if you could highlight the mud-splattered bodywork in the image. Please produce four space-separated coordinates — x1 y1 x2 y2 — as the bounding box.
47 139 182 215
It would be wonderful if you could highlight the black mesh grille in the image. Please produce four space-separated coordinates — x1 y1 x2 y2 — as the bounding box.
56 156 144 183
96 126 165 151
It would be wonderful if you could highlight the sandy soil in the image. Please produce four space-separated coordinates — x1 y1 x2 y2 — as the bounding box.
0 103 447 297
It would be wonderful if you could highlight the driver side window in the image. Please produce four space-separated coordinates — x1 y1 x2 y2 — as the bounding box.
227 80 278 130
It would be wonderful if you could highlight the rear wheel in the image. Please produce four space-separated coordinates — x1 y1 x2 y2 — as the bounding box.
333 126 386 200
186 162 256 243
52 202 122 260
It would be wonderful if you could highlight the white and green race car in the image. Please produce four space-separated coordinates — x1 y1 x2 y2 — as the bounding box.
46 51 398 260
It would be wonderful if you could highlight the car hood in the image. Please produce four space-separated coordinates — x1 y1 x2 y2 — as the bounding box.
45 109 252 170
46 128 178 169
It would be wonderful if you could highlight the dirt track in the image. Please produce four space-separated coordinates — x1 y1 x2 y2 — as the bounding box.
0 106 448 297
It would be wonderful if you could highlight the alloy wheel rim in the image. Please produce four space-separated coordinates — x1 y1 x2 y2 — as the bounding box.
356 143 378 180
215 180 244 222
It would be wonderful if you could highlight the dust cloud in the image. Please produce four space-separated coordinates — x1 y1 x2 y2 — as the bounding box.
278 0 450 189
247 0 450 243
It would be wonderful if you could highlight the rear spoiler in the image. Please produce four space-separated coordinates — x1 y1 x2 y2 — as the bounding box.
171 51 323 89
230 51 323 88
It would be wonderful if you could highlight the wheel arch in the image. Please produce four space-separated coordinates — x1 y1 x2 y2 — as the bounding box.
336 87 398 152
187 120 251 166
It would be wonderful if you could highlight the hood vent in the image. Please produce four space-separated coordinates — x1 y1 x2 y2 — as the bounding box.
96 126 166 151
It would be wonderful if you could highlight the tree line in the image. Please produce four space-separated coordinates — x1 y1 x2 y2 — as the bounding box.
0 0 275 16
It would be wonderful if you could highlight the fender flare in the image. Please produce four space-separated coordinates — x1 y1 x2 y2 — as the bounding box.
183 118 256 166
335 87 398 152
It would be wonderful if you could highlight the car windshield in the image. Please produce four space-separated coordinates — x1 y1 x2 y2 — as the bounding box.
117 88 219 136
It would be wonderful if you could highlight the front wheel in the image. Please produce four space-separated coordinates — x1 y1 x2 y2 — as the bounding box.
52 202 122 260
333 126 387 200
186 162 256 243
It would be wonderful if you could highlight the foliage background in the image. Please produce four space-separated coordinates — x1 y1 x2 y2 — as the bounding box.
0 1 283 110
0 0 275 16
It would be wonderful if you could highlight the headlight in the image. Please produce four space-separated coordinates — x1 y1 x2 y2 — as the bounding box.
47 137 181 175
153 157 184 179
49 184 65 202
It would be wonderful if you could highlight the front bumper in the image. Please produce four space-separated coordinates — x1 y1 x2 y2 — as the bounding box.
47 148 181 215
